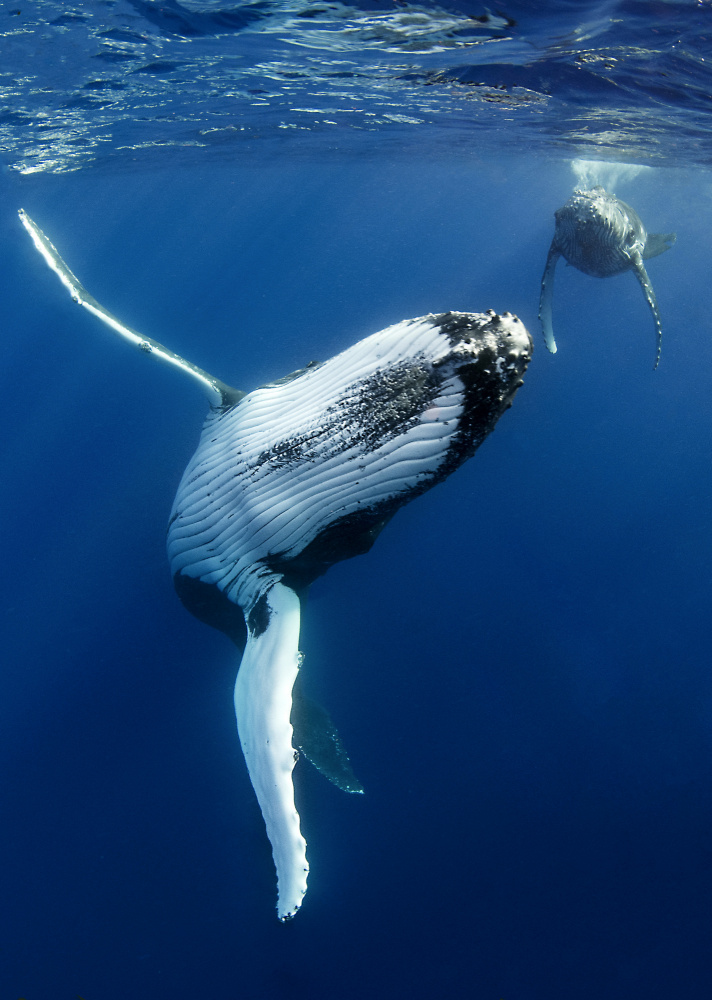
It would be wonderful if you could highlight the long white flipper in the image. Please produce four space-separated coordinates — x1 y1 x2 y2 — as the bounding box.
234 583 307 921
18 209 240 406
538 245 560 354
631 253 663 370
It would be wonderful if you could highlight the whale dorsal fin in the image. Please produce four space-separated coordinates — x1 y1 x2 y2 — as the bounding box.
18 210 243 408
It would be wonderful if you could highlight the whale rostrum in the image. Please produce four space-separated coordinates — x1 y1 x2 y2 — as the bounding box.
19 208 532 920
539 186 675 368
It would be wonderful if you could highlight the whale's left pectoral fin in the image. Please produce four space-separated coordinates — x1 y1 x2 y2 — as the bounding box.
643 231 676 260
18 209 242 408
538 244 560 355
631 253 664 370
233 583 308 921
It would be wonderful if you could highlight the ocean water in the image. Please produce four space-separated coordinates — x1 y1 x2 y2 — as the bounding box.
1 2 712 999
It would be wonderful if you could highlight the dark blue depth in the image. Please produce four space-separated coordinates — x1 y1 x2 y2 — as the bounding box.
0 155 711 1000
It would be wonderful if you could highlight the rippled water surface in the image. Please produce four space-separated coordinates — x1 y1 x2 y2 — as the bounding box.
2 0 712 172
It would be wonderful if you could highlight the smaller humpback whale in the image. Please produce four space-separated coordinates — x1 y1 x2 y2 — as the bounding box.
18 209 532 921
539 186 675 368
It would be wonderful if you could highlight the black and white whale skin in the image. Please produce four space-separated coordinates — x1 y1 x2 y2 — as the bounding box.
539 186 675 368
18 209 532 921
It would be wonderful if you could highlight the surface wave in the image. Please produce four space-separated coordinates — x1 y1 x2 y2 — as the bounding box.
1 0 711 173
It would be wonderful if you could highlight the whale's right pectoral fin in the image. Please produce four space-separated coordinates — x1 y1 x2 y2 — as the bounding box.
539 244 560 354
233 582 309 921
643 232 676 260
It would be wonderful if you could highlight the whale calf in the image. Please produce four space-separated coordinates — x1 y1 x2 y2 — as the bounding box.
18 209 532 920
539 185 675 368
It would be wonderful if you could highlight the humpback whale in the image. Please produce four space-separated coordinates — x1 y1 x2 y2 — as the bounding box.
539 186 675 368
18 208 532 920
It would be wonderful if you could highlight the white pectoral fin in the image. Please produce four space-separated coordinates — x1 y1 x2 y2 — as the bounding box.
632 255 663 370
539 245 560 354
234 582 308 920
18 209 240 405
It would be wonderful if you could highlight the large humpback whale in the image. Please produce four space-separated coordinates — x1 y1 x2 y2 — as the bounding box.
539 186 675 368
18 208 532 920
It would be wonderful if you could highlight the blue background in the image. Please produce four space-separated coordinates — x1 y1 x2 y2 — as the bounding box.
1 156 711 998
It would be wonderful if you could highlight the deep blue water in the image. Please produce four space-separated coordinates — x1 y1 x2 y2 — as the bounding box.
2 3 712 1000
